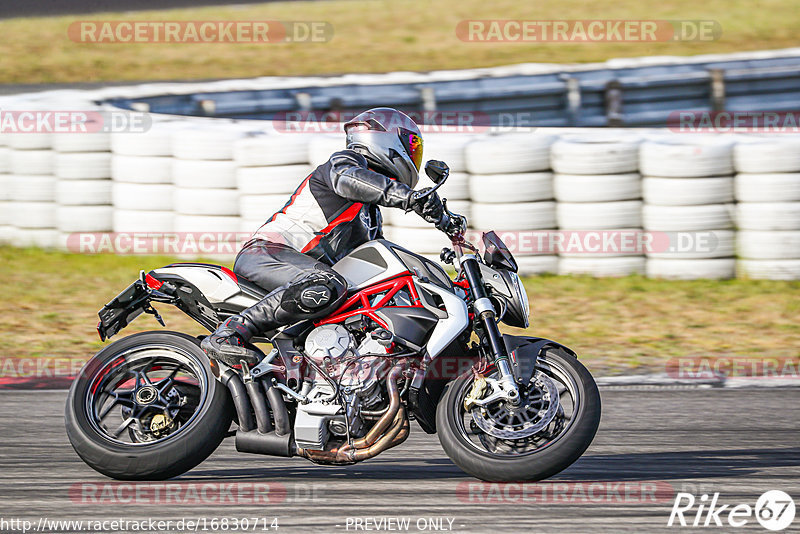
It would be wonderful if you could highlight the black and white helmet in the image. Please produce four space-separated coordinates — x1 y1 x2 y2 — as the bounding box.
344 107 423 189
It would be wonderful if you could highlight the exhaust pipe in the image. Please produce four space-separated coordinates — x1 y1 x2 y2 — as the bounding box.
245 380 273 434
297 364 409 464
220 368 255 433
265 382 291 436
235 429 294 457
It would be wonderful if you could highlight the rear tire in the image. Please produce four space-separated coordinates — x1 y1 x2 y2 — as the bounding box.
65 331 233 480
436 348 600 481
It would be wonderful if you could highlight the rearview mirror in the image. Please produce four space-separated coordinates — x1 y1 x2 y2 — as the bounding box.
424 160 450 184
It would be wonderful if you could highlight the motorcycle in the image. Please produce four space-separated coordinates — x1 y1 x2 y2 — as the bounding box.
65 161 601 482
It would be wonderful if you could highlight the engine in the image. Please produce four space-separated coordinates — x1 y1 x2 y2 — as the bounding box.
293 324 393 451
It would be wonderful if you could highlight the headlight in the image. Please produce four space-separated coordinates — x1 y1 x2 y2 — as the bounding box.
508 271 530 328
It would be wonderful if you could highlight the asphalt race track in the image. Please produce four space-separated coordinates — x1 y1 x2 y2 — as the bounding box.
0 388 797 533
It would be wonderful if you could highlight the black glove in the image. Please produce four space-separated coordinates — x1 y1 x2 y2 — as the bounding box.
408 188 444 224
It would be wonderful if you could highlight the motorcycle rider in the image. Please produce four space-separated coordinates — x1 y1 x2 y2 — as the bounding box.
201 108 446 366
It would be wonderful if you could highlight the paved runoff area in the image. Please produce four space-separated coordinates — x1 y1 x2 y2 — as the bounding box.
0 388 797 533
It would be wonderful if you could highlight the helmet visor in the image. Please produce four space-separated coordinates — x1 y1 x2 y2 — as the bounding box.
399 128 423 171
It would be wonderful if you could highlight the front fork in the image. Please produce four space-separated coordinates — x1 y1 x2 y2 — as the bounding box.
460 255 521 406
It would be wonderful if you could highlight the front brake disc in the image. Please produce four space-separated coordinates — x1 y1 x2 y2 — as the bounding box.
470 371 560 440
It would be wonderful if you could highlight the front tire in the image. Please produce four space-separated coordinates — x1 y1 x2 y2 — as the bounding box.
436 348 601 481
65 331 233 480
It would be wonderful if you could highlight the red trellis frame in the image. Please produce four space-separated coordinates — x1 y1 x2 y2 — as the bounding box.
316 274 422 328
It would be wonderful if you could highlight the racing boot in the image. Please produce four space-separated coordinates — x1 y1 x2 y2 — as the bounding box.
200 316 261 367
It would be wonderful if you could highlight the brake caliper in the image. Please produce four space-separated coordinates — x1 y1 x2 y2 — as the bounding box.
464 373 487 411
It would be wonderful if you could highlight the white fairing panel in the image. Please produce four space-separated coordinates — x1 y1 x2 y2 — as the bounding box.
153 266 242 304
332 240 409 290
417 280 469 359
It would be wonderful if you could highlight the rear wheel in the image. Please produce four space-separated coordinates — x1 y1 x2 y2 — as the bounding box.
65 331 233 480
436 348 600 481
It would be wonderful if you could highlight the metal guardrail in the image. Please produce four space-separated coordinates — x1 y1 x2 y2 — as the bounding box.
105 54 800 127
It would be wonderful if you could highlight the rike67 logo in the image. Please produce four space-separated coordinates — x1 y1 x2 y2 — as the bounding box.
668 490 795 531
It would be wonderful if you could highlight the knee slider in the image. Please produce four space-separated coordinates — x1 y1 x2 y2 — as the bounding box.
281 271 347 315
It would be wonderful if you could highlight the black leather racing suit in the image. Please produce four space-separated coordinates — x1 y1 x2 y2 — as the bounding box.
228 149 421 341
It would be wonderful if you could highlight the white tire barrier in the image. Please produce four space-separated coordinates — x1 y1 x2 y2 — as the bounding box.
417 172 470 201
55 179 112 205
111 155 172 184
465 134 555 174
0 224 13 244
112 183 174 211
640 137 734 177
56 206 113 232
10 149 54 175
10 228 59 248
53 132 111 153
469 173 552 203
173 159 237 189
422 134 473 172
642 177 734 206
642 204 734 231
10 175 56 202
384 226 451 254
113 209 174 232
737 259 800 280
736 202 800 231
174 188 239 216
172 126 246 160
111 122 185 156
554 173 640 202
737 230 800 259
646 258 736 280
558 256 646 277
240 194 288 221
557 201 642 230
550 135 640 175
471 201 556 230
0 147 10 173
0 175 11 200
234 133 311 166
516 255 559 275
308 134 343 167
389 200 471 228
236 165 312 195
240 219 264 234
55 152 112 179
9 202 56 228
735 173 800 202
733 137 800 173
6 133 51 150
646 229 736 259
174 214 241 233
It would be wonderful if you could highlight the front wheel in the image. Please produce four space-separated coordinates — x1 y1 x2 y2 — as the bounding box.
65 331 233 480
436 347 601 481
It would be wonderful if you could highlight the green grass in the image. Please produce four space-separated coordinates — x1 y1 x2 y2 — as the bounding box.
1 246 797 375
0 0 799 83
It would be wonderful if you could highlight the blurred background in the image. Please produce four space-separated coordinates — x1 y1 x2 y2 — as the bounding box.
0 0 797 384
